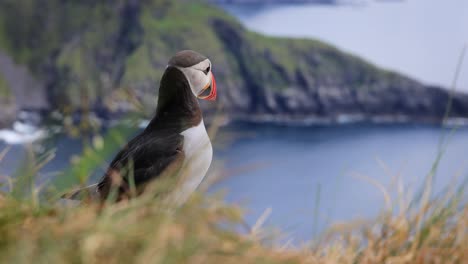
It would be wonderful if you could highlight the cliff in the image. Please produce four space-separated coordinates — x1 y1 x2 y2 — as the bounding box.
0 0 466 127
0 67 16 127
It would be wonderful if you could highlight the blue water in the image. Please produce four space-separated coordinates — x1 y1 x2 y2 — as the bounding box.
210 123 468 241
1 123 467 242
221 0 468 92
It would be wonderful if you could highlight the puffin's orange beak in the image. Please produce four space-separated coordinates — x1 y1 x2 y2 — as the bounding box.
198 73 217 101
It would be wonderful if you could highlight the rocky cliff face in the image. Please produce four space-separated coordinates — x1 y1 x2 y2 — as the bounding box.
0 65 16 128
0 0 466 127
210 18 468 122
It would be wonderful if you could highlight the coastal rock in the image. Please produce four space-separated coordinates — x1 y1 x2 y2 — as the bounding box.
0 63 15 128
0 50 48 127
0 96 16 128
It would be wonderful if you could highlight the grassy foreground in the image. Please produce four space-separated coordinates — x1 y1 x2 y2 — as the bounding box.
0 173 467 263
1 88 467 263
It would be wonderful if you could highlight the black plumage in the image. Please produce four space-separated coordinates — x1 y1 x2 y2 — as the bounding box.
97 66 202 200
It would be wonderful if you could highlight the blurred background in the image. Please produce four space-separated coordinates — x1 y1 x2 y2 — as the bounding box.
0 0 467 242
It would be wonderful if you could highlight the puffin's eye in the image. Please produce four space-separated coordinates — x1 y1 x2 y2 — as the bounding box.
203 66 210 75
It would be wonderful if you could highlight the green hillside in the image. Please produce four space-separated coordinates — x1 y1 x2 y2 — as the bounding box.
0 0 467 124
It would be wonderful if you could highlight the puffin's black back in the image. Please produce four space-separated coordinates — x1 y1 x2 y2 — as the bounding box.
97 66 201 200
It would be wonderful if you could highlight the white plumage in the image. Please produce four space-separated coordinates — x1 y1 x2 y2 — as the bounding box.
173 119 212 203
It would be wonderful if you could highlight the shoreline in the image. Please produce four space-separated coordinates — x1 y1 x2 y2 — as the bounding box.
1 109 467 145
224 113 468 127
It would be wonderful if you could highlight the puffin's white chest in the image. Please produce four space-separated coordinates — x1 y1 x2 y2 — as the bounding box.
176 120 212 202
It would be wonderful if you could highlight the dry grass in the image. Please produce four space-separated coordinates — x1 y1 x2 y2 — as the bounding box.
0 191 305 264
0 167 467 264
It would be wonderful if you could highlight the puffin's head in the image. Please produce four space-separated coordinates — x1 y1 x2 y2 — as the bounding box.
167 50 217 101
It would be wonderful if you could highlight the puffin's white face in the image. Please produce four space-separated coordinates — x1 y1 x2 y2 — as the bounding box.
174 59 217 101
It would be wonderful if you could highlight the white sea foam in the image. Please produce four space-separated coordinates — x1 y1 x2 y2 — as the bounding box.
0 121 46 144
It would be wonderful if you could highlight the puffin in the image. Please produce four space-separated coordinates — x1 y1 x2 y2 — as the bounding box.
68 50 217 203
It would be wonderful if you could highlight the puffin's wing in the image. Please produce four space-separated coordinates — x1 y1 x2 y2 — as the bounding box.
97 131 185 200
